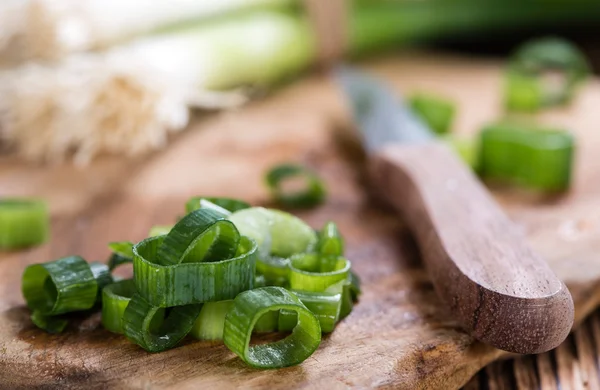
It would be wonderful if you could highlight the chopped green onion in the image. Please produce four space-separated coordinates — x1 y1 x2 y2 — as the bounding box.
148 225 173 237
30 311 68 334
289 253 351 292
505 37 590 111
268 209 318 257
348 270 362 302
223 286 321 368
133 235 257 308
441 135 480 171
0 199 49 250
279 290 342 333
22 256 98 316
228 207 274 259
479 122 575 191
122 293 202 353
265 164 326 208
408 93 456 135
255 256 290 287
229 207 317 286
107 241 134 271
317 221 344 257
102 279 136 334
157 208 240 266
186 197 250 214
89 261 113 299
190 300 233 341
254 310 280 333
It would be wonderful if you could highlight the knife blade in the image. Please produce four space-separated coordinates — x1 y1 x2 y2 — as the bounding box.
336 66 574 354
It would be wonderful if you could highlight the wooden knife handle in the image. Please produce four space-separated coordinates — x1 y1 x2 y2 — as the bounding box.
370 142 574 354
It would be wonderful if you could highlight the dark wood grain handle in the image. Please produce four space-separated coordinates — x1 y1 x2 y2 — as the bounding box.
370 142 574 354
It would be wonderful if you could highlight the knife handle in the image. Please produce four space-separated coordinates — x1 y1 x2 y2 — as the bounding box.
370 142 573 354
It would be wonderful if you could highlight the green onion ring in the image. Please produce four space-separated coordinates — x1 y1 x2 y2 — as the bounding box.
224 286 321 368
279 290 342 333
157 208 240 266
107 241 134 271
289 254 351 292
265 164 326 208
89 261 113 300
22 256 98 316
506 37 590 111
186 197 250 215
102 279 136 334
148 225 173 237
0 199 49 250
317 221 344 257
189 300 234 341
30 311 68 334
122 293 202 352
408 93 455 135
133 235 257 307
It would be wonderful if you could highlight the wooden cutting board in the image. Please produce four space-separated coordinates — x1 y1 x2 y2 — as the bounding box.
1 53 600 390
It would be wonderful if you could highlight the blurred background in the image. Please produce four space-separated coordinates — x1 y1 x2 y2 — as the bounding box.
1 1 600 389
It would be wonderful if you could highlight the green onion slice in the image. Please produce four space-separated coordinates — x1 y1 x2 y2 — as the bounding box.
506 37 590 111
408 93 456 135
0 199 49 250
102 279 136 334
256 256 290 287
479 122 574 191
122 293 202 353
349 270 362 302
190 300 233 341
265 164 326 208
223 286 321 368
89 261 113 299
133 235 257 307
186 197 250 215
148 225 173 237
107 241 134 271
30 311 68 334
157 208 240 266
22 256 98 316
289 253 351 292
279 290 342 333
317 221 344 257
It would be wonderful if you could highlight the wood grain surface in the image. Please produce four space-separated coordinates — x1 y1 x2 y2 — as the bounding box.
371 143 573 354
0 53 599 389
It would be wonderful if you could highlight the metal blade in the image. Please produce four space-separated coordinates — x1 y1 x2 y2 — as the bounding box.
335 66 434 153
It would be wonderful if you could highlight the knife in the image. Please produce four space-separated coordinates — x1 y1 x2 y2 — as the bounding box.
336 67 574 354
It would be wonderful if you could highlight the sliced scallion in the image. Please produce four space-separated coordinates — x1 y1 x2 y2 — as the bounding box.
22 256 98 316
107 241 134 271
279 290 342 333
265 164 326 208
186 197 250 214
505 37 590 111
101 279 136 334
223 286 321 368
317 221 344 257
289 254 351 292
190 300 233 341
122 293 202 353
408 93 456 135
133 234 256 308
0 199 49 250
